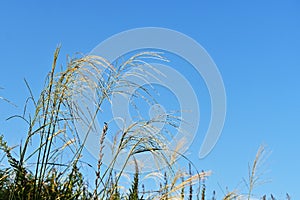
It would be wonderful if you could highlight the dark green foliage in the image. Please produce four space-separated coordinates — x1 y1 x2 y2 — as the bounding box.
127 172 139 200
127 161 139 200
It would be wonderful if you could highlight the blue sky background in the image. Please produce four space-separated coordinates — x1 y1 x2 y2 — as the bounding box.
0 1 299 199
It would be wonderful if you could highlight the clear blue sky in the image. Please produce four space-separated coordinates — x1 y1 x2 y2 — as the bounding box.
0 1 299 199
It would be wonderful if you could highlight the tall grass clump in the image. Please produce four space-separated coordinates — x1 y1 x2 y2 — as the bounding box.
0 47 207 199
0 47 290 200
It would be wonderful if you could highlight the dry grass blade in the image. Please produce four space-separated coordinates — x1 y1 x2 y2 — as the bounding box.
246 145 269 200
223 191 239 200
